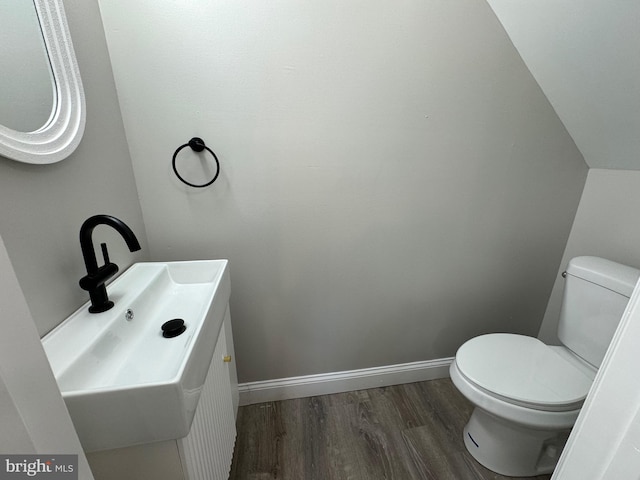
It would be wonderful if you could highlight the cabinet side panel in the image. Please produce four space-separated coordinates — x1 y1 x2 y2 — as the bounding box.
223 309 239 417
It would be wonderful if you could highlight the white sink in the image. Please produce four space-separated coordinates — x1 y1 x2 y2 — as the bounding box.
42 260 230 452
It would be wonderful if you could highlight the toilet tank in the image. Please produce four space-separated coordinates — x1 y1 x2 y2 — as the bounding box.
558 256 640 368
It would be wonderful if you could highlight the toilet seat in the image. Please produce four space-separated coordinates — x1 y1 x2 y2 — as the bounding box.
455 334 594 412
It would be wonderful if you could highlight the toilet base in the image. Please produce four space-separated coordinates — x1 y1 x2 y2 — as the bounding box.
463 407 570 477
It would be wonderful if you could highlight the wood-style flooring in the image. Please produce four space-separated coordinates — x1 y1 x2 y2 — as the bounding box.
229 378 553 480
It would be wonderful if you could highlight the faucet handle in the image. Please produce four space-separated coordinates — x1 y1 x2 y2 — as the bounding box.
101 242 110 265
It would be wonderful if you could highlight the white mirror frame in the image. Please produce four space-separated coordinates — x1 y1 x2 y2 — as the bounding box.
0 0 86 165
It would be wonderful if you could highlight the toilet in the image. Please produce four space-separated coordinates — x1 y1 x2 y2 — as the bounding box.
450 256 640 477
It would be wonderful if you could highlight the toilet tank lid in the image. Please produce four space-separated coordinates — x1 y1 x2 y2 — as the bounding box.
567 256 640 297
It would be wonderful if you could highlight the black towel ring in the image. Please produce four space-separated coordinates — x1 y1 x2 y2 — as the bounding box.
172 137 220 188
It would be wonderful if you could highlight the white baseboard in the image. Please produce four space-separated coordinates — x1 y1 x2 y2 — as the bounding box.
238 357 454 406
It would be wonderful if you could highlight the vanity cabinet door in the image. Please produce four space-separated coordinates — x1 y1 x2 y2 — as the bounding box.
178 315 237 480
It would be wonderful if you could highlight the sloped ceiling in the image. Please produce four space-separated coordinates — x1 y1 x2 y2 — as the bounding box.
486 0 640 170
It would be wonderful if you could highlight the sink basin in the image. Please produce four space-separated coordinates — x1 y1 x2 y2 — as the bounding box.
42 260 230 452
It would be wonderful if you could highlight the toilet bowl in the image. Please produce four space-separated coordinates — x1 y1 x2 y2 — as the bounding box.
450 256 640 477
450 334 595 476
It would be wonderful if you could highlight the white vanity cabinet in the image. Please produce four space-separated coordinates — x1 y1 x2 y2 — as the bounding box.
86 310 238 480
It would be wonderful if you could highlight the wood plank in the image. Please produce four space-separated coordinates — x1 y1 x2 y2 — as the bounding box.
230 379 553 480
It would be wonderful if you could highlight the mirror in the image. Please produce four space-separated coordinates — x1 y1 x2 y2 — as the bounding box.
0 2 54 132
0 0 86 165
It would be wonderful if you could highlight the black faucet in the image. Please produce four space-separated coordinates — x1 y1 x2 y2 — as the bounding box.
78 214 141 313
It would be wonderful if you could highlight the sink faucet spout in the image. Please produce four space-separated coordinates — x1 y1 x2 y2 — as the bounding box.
79 214 141 313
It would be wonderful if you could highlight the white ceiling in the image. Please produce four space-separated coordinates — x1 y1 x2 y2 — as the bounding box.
486 0 640 170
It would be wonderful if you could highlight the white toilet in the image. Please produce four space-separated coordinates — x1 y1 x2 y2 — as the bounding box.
450 256 640 477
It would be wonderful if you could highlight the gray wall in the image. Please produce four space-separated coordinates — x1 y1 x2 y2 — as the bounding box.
0 0 148 336
486 0 640 170
539 169 640 344
100 0 588 383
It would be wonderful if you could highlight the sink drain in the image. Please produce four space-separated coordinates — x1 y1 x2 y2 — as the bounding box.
161 319 186 338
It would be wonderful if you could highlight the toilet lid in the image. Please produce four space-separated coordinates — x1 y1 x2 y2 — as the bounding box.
455 334 594 411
